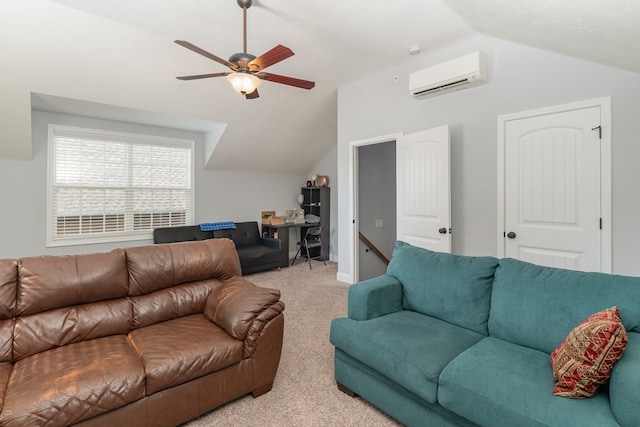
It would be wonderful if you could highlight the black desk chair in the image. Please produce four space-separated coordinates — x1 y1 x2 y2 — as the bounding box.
291 226 326 269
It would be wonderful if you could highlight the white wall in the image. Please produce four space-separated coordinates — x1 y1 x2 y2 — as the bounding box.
0 110 304 259
337 35 640 281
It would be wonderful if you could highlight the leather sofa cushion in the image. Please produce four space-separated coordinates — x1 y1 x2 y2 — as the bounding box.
0 363 12 413
439 337 620 427
0 259 16 319
0 260 15 363
131 279 223 329
330 310 485 404
386 241 498 335
205 279 281 340
0 335 145 427
13 299 132 361
128 314 243 395
16 249 129 316
127 239 241 296
0 319 13 364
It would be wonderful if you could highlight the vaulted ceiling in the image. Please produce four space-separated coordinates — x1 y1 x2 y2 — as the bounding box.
3 1 639 174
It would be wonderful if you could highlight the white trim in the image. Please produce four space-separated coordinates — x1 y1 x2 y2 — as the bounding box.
497 97 612 272
347 133 403 284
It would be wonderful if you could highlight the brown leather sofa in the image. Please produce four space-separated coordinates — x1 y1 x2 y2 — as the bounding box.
0 239 285 427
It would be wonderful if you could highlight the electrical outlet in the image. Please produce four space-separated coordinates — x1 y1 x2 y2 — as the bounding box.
375 219 383 228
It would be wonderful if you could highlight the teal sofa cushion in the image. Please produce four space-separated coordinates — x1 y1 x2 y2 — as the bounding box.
387 241 498 334
334 349 477 427
609 332 640 427
330 310 485 404
490 258 640 354
439 337 620 427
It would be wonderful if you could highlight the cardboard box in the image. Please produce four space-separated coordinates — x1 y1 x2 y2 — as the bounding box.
269 216 285 225
262 211 285 225
262 211 276 224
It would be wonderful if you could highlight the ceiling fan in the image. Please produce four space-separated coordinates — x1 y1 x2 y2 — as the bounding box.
175 0 315 99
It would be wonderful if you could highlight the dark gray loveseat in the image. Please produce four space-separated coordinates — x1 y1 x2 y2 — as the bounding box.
153 221 281 275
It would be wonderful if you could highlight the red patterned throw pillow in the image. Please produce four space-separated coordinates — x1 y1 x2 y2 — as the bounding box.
550 306 628 398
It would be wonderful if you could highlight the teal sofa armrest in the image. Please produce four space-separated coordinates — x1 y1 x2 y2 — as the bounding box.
348 275 403 321
609 332 640 427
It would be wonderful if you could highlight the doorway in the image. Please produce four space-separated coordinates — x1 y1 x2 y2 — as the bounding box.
357 141 396 281
349 126 452 283
497 97 611 272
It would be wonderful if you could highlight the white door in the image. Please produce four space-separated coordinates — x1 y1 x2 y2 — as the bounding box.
504 107 602 271
396 125 451 252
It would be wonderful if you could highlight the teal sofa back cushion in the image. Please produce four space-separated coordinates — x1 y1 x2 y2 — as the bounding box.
489 258 640 354
387 241 498 335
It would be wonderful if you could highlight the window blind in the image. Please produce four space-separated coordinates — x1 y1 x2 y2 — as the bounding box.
48 125 194 246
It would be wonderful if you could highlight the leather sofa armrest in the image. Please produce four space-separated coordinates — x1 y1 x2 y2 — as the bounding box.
204 280 283 341
348 275 403 321
262 237 282 251
609 332 640 427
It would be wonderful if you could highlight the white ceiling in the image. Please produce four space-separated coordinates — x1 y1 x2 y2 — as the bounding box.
15 0 640 175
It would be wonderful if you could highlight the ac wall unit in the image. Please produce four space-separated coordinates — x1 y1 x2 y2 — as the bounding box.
409 51 487 99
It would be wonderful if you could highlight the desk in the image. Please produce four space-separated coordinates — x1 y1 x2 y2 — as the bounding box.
262 223 325 267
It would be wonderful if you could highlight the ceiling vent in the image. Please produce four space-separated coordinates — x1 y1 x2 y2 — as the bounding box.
409 51 488 99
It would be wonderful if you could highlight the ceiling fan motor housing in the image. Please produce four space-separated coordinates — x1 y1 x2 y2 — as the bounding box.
229 52 258 72
237 0 252 9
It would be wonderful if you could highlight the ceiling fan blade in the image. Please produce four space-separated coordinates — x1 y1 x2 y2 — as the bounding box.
245 89 260 100
250 45 294 71
174 40 232 68
260 73 315 90
176 72 230 81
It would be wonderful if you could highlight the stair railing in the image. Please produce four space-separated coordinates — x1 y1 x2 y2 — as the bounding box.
358 232 390 265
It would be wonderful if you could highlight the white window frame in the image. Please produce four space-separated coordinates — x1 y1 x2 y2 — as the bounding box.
46 124 195 247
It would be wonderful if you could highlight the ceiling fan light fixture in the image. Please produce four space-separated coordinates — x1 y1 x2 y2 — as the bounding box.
227 72 261 94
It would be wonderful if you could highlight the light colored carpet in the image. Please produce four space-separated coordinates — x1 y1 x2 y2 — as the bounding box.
183 260 402 427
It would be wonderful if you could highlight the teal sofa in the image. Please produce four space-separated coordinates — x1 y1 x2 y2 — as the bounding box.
330 241 640 427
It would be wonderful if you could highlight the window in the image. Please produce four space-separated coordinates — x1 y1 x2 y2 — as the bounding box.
47 125 194 246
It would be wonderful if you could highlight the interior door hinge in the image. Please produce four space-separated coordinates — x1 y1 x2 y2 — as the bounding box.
599 218 603 230
592 125 602 139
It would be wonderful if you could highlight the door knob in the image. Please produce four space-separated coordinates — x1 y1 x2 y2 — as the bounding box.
507 231 516 239
439 227 447 234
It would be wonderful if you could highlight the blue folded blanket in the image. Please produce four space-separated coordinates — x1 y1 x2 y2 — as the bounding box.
199 221 236 231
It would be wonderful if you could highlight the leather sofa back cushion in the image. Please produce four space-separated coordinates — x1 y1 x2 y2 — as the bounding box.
13 299 132 361
0 319 14 363
127 239 241 296
0 260 16 362
131 279 222 329
387 241 498 335
0 259 16 319
212 222 261 248
489 258 640 354
16 250 128 316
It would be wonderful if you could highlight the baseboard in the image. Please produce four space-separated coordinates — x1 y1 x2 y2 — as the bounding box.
336 271 353 284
